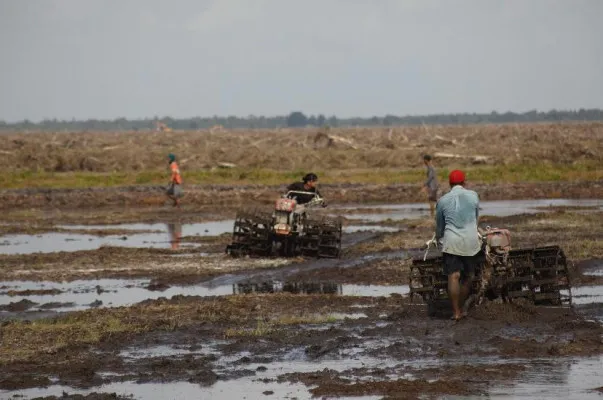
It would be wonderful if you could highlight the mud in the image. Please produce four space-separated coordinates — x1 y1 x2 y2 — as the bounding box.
288 257 411 286
0 299 38 312
1 288 63 296
1 181 602 217
0 279 408 316
0 246 293 282
2 292 602 398
1 200 603 399
32 394 130 400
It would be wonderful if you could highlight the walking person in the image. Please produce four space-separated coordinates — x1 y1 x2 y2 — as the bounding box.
421 154 439 218
435 169 483 321
166 153 183 208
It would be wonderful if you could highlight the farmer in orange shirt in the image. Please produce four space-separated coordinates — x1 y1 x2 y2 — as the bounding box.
166 153 183 208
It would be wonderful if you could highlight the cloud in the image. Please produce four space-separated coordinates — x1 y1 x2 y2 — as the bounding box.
0 0 602 121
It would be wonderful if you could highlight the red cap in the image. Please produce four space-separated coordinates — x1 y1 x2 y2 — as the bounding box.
449 169 465 185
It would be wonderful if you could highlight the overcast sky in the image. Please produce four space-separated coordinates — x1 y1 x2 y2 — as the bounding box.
1 0 602 122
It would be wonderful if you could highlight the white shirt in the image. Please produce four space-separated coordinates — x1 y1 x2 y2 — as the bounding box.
435 185 481 256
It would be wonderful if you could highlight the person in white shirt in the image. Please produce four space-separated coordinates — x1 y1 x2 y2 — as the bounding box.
435 169 484 321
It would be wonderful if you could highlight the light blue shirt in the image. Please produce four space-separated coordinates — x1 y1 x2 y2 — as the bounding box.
435 185 481 256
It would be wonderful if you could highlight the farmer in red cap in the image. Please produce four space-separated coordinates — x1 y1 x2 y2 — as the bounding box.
435 169 483 321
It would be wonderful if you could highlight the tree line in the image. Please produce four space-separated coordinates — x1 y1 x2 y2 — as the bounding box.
1 109 603 131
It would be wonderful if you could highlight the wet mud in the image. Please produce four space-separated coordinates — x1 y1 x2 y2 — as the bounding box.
1 293 602 399
31 394 131 400
0 180 602 221
1 200 603 399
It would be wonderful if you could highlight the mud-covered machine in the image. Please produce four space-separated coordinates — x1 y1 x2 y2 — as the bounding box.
226 191 342 258
409 227 572 314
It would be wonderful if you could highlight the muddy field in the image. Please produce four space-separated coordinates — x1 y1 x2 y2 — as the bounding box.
1 122 602 399
1 186 603 399
1 180 603 213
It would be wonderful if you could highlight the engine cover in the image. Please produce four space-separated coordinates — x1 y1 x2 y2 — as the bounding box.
485 228 511 252
275 198 297 212
274 223 291 235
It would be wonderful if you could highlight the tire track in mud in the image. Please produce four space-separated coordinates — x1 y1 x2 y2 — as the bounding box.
202 231 419 287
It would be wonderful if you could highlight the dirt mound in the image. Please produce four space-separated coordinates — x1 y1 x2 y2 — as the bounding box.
471 299 538 323
32 393 129 400
0 299 38 312
0 375 51 391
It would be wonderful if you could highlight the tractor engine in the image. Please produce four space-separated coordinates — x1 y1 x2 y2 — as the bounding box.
273 197 297 236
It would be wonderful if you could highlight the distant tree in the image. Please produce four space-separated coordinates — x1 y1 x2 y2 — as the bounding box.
328 115 338 127
383 115 397 126
3 109 603 132
286 111 308 127
317 114 326 126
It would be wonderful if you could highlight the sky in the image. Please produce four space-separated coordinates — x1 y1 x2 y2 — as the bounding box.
1 0 602 122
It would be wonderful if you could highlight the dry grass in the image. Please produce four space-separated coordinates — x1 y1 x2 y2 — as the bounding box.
223 313 341 338
0 294 358 364
512 211 603 261
1 123 601 188
346 210 603 263
348 218 435 255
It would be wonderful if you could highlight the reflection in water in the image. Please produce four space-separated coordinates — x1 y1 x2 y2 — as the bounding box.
486 356 603 400
233 281 342 295
166 222 182 250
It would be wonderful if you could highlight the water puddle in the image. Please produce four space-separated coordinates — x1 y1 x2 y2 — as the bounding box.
0 279 410 315
570 286 603 305
334 198 603 221
0 279 234 313
344 225 400 233
0 221 235 255
119 343 226 360
340 284 409 297
59 220 235 236
581 260 603 277
5 198 598 255
483 356 603 400
231 281 409 297
0 381 317 400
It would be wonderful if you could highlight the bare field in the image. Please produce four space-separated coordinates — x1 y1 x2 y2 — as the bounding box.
1 206 603 399
1 123 603 399
0 122 601 189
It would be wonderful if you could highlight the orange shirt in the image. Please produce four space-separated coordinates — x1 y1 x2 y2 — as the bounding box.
170 161 182 184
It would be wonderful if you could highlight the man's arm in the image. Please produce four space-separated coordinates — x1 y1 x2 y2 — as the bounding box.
315 188 327 207
474 192 480 221
435 201 445 241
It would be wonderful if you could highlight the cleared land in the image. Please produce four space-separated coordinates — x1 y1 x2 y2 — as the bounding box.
0 122 601 188
0 122 602 399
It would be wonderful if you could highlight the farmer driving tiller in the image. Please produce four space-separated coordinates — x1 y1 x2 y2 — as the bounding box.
226 173 342 258
409 170 572 319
